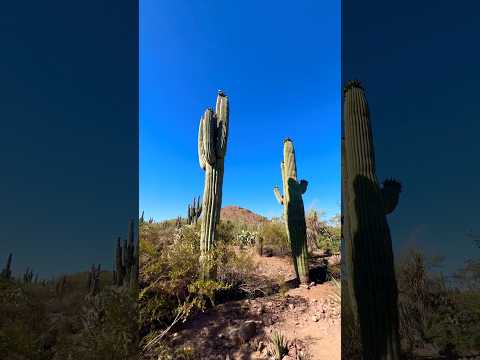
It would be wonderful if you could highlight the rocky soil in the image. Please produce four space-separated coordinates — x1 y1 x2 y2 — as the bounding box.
167 251 341 360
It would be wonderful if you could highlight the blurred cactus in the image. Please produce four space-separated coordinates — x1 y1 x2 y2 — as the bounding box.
140 210 145 224
273 139 309 285
148 217 154 224
55 275 67 298
114 220 139 289
198 91 229 279
187 196 202 225
87 263 101 296
23 267 34 283
256 236 263 256
343 80 401 359
1 253 12 280
175 216 182 228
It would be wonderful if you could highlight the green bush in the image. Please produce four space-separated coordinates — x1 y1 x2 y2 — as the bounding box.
258 221 289 255
139 222 256 352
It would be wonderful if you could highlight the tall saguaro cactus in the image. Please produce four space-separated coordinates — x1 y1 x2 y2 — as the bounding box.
187 196 202 225
273 139 309 285
198 90 229 279
114 219 139 288
343 80 402 360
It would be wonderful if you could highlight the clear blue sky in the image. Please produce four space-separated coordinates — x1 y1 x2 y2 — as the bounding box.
140 1 340 221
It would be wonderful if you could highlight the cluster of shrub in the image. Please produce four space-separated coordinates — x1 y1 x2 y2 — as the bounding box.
342 244 480 359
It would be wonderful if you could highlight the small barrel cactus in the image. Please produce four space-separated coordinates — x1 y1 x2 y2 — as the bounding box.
343 80 402 359
198 91 229 279
273 139 309 285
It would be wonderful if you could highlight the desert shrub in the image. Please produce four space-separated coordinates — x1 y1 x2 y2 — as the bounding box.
54 287 139 360
396 247 480 355
139 222 256 351
0 275 140 360
258 221 289 256
216 220 239 244
306 209 341 254
235 229 259 248
0 279 51 359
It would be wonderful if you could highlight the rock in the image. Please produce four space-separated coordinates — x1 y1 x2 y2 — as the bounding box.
266 301 273 307
282 356 295 360
238 320 257 343
288 303 295 310
311 315 319 322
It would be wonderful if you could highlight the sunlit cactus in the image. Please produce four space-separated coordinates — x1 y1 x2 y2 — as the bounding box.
187 196 202 225
273 138 309 285
343 80 402 359
198 90 229 279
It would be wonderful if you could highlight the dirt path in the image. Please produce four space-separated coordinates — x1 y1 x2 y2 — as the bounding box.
169 251 341 359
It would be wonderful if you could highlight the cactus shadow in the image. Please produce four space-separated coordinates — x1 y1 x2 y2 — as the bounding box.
351 175 400 358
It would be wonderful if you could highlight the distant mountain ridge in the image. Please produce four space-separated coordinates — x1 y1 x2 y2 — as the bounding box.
220 205 268 226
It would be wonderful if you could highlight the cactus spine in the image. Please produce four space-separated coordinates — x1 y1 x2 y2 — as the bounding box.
343 80 402 360
198 91 229 279
187 196 202 225
114 220 139 288
273 139 309 285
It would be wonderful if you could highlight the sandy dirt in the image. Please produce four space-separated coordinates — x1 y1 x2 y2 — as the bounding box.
168 250 341 360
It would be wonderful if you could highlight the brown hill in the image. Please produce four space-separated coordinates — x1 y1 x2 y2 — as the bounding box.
220 205 268 226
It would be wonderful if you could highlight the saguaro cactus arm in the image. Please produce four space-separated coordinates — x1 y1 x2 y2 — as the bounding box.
273 186 284 204
202 109 217 166
215 91 229 158
299 179 308 194
198 116 207 170
381 179 402 214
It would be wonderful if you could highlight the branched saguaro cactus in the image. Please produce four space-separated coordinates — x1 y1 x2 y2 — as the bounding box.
273 139 310 285
187 196 202 225
198 90 229 279
114 220 139 288
1 253 12 280
343 80 402 360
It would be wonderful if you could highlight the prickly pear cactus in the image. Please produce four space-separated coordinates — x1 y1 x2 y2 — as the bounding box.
273 139 309 285
198 91 229 279
343 80 402 360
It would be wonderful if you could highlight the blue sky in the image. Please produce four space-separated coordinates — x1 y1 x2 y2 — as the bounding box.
140 1 340 221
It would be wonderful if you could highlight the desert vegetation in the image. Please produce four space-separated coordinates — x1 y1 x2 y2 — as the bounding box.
138 206 341 359
0 223 140 360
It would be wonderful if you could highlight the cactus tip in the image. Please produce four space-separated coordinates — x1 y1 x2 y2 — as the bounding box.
343 80 364 95
283 137 293 143
218 89 226 96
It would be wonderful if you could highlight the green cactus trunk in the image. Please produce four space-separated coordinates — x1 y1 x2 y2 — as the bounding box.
198 91 229 280
343 80 402 360
274 139 309 285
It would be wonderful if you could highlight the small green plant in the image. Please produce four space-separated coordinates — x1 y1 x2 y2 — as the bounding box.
268 331 289 359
